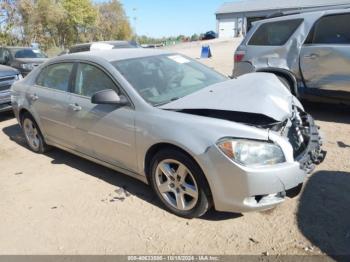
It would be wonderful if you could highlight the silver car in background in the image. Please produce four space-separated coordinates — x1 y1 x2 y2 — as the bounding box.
11 49 325 218
233 9 350 105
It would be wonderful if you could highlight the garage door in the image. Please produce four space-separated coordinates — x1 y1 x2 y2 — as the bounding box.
219 19 237 38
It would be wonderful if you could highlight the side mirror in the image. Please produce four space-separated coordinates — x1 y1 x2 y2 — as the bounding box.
0 56 6 64
91 89 129 106
3 55 9 64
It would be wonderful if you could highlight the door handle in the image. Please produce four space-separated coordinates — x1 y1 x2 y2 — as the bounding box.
29 94 39 102
304 53 319 59
69 103 82 112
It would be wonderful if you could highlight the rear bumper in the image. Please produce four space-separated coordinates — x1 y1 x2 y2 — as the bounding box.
232 62 255 78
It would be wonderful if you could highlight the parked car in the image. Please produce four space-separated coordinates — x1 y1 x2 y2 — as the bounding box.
0 65 21 113
11 49 325 218
68 41 140 54
233 9 350 104
202 31 217 40
0 47 48 76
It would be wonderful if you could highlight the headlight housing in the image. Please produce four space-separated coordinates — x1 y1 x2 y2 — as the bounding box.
14 74 23 81
217 138 286 167
20 63 33 71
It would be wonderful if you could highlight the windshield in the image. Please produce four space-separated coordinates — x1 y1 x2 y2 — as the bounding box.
13 49 47 59
113 54 227 106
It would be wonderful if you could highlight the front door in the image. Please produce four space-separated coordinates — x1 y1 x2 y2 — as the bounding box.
68 62 137 172
300 13 350 95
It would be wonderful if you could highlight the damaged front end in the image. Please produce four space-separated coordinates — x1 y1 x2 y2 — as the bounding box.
177 106 326 174
276 107 326 174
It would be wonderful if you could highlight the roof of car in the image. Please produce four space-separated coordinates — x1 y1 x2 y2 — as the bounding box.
4 46 33 49
216 0 350 14
251 8 350 25
60 48 174 62
71 40 132 48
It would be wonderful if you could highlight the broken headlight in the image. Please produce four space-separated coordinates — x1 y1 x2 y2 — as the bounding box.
20 63 34 71
14 74 23 81
217 139 286 167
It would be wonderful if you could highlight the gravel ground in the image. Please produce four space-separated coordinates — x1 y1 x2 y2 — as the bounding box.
0 39 349 257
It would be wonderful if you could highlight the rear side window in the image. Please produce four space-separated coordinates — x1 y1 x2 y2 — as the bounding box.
307 14 350 44
248 19 303 46
36 63 73 92
69 45 91 54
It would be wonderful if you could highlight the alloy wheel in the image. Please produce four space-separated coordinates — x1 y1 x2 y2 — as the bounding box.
23 118 40 151
155 159 199 211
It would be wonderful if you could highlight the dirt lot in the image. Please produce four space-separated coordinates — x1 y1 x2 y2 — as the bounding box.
0 39 349 256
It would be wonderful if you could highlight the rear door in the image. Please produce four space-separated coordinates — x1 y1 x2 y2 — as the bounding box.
300 13 350 94
68 62 137 172
30 62 75 148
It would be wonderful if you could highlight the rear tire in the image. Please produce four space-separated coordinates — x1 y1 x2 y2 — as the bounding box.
21 112 50 153
149 148 212 218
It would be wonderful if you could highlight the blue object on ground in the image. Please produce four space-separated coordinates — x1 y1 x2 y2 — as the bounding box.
201 45 212 58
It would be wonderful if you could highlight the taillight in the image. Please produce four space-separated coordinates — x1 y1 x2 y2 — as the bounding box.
234 52 245 63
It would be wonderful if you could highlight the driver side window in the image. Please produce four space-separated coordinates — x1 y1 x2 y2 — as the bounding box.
73 63 119 97
0 49 10 65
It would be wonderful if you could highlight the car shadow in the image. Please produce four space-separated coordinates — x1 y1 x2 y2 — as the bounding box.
297 171 350 258
303 102 350 124
2 123 241 221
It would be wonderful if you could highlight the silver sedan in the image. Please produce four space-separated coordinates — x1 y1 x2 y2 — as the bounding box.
11 49 325 218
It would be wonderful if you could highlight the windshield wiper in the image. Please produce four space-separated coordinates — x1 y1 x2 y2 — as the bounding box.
154 97 180 107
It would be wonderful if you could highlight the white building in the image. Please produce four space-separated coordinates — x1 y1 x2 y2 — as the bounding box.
216 0 350 38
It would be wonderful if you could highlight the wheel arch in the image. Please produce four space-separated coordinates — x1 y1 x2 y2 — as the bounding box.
144 142 213 198
18 108 32 125
18 108 45 139
256 68 299 97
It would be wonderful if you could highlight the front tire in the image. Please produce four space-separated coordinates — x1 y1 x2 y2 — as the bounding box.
149 148 212 218
21 112 49 153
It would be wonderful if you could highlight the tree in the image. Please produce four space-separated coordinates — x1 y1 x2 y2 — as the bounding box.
17 0 67 48
190 34 199 42
95 0 132 41
0 0 19 45
61 0 97 46
0 0 133 50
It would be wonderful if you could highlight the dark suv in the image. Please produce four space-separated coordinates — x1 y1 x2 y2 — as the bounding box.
0 65 21 112
0 47 48 76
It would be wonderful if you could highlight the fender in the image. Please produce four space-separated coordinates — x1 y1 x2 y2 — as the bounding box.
256 68 299 97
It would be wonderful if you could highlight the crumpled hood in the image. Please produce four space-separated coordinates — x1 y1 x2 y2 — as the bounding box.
160 73 301 122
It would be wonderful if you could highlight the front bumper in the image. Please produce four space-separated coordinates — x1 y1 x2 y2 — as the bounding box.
199 115 325 213
0 90 12 112
232 61 255 78
201 147 307 213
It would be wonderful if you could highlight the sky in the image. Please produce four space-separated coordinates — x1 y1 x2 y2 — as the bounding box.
94 0 228 38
